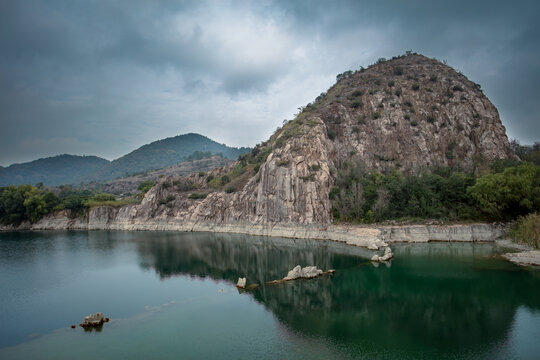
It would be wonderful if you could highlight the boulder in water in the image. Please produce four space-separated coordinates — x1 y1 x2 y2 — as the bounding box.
284 265 324 280
80 312 105 328
371 247 394 262
236 277 246 289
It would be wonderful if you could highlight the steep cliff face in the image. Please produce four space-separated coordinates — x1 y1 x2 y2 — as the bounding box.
35 54 515 232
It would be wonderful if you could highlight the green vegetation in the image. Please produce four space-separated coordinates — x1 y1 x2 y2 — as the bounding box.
138 181 155 193
351 100 362 108
351 90 363 97
412 83 420 91
410 120 418 126
327 129 337 140
0 185 140 224
173 179 197 192
87 133 251 182
509 213 539 249
331 162 540 224
468 163 539 220
0 155 109 187
159 195 175 206
188 193 207 200
220 175 231 186
277 160 290 167
185 151 214 161
373 112 381 119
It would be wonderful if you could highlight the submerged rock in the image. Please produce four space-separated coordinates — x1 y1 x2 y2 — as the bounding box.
371 247 394 262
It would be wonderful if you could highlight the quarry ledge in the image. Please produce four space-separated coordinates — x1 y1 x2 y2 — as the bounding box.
20 207 506 249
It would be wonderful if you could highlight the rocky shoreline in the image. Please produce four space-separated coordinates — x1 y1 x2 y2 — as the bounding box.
2 207 537 267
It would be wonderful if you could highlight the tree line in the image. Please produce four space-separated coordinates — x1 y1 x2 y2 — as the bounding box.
331 162 539 224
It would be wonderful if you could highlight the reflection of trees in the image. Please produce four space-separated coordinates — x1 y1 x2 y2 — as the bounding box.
254 246 540 352
134 234 540 353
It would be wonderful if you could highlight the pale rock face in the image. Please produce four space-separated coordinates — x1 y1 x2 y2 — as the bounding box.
371 246 394 262
503 251 540 267
284 265 324 280
236 277 246 288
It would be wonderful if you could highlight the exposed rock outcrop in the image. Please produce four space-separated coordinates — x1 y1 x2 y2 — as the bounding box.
503 251 540 267
379 224 504 243
371 247 394 262
80 312 109 328
266 265 335 284
284 265 324 280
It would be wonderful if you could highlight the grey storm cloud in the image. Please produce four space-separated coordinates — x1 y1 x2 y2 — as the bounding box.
0 0 539 166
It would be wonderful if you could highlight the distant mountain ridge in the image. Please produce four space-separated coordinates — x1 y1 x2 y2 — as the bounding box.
0 133 251 186
87 133 251 182
0 155 109 187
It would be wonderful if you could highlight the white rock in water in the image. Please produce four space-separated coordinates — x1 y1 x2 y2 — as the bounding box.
371 247 394 262
302 266 323 278
236 277 246 288
284 265 324 280
284 265 303 280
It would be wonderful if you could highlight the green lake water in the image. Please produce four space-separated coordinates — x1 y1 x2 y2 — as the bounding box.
0 230 539 359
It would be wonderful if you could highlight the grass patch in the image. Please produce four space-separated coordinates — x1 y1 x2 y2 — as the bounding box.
188 193 207 200
509 213 540 248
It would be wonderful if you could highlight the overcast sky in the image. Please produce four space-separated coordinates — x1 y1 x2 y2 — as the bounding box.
1 0 539 166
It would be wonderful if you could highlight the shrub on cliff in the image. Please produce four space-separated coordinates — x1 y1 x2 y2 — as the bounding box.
138 181 155 194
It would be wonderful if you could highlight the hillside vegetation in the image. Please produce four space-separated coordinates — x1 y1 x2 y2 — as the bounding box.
0 133 251 186
0 155 109 187
87 133 250 182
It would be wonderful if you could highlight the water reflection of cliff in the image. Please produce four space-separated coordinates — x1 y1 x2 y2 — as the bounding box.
134 232 372 284
134 232 540 353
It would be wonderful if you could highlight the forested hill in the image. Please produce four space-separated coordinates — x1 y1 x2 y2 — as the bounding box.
86 133 251 182
0 155 109 187
0 133 251 186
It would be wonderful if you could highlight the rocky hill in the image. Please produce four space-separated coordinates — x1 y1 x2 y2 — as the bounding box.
126 54 514 226
34 53 516 237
